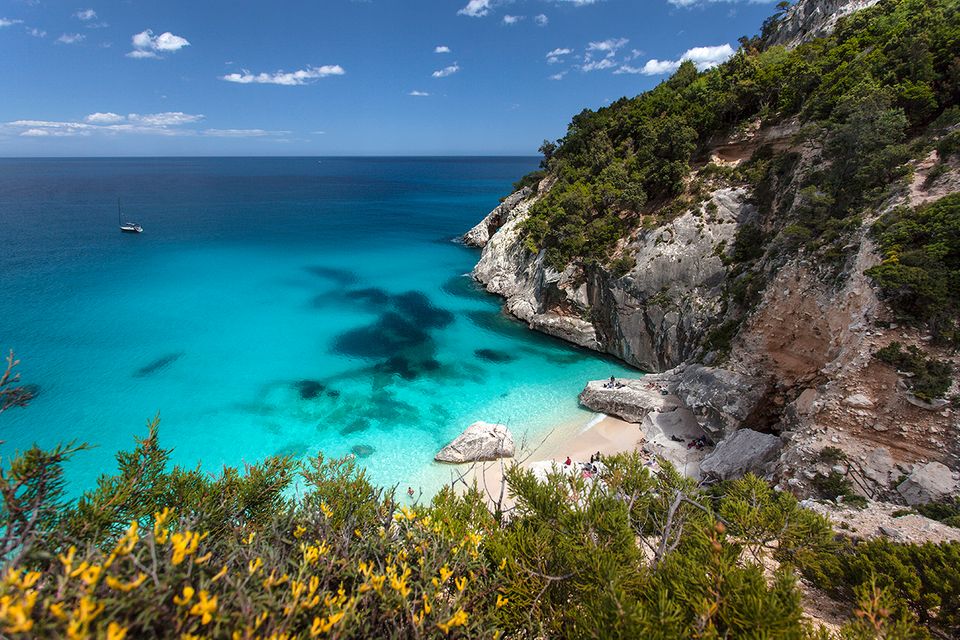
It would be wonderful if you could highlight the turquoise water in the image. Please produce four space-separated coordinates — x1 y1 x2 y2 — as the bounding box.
0 157 636 495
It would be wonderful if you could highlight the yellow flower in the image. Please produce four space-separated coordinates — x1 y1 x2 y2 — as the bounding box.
389 565 412 598
248 557 263 575
455 576 467 593
466 531 482 547
105 573 147 593
293 525 307 539
189 590 217 625
498 558 507 571
80 564 102 587
369 574 385 593
171 531 202 565
194 552 212 566
173 586 195 606
395 505 416 522
59 546 77 575
106 621 128 640
113 521 139 555
422 594 432 614
255 611 269 629
319 502 333 519
496 594 509 609
310 611 345 636
154 508 173 544
437 609 468 635
48 602 67 620
243 531 256 545
439 565 453 584
211 565 229 582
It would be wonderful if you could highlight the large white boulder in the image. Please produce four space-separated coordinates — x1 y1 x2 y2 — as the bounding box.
435 422 515 464
897 462 956 506
700 429 782 481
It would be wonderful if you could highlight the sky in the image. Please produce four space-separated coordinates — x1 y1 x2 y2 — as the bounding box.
0 0 781 156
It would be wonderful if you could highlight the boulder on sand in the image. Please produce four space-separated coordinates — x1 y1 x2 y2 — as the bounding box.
578 377 680 423
699 428 782 481
435 422 515 464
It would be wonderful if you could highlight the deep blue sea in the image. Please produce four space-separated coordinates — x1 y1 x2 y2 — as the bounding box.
0 157 635 495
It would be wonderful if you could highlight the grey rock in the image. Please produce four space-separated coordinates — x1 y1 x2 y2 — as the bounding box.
578 378 680 423
435 422 515 464
905 394 949 411
462 187 532 248
471 186 755 371
700 429 783 481
843 393 874 409
861 447 896 486
767 0 881 48
897 462 956 506
675 364 769 438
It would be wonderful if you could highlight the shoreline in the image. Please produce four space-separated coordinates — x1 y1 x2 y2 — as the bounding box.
458 411 644 509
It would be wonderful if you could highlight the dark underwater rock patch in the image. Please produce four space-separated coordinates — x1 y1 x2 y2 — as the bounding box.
294 380 325 399
332 312 431 360
474 348 516 363
274 441 309 459
133 352 184 378
345 287 390 306
305 266 359 285
392 291 455 329
350 444 375 458
339 418 370 435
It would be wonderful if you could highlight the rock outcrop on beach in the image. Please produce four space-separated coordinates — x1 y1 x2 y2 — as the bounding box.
435 421 515 464
578 377 680 424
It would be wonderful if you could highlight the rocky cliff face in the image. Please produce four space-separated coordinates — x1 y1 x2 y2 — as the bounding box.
472 186 755 371
766 0 882 48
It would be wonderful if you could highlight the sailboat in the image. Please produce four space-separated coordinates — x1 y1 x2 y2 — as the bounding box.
118 199 143 234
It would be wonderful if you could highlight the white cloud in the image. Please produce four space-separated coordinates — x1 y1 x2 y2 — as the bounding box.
85 112 124 124
408 90 430 96
432 63 460 78
458 0 492 17
221 65 345 85
128 29 190 59
534 14 549 26
434 45 451 53
127 112 204 126
618 43 735 75
581 57 616 72
3 112 256 139
546 47 572 64
74 9 96 20
202 129 287 138
26 27 45 38
549 0 601 4
580 37 628 72
0 18 24 27
56 33 85 44
549 71 567 80
502 14 523 24
587 37 628 53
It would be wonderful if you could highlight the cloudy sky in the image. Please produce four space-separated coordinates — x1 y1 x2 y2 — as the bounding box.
0 0 779 156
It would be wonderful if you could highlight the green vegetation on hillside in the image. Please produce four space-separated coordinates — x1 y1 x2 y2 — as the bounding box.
519 0 959 272
866 194 960 344
873 341 954 401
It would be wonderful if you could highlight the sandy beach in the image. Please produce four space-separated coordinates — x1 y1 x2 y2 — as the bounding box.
458 413 653 509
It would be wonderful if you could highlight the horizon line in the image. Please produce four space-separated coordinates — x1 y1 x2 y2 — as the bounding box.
0 154 541 160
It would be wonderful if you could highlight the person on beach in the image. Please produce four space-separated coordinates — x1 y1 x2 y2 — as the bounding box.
564 456 572 466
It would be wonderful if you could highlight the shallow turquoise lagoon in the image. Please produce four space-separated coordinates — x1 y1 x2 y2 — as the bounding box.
0 157 636 495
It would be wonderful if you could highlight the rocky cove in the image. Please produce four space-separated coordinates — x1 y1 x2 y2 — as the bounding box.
453 0 960 527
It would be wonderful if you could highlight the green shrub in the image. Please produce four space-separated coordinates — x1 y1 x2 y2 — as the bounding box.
873 342 953 401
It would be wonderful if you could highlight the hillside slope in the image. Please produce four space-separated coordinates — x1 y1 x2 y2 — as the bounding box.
466 0 960 503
